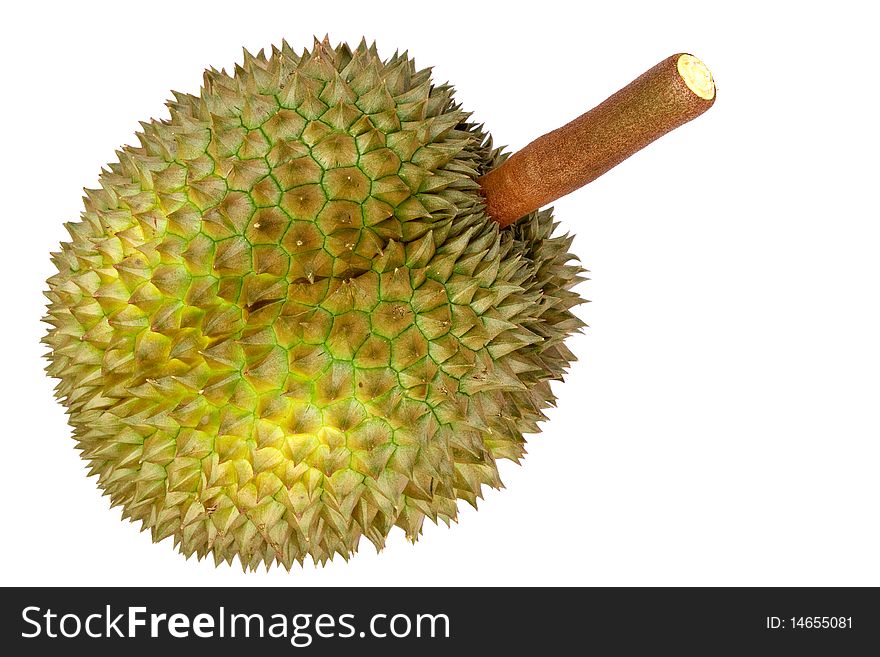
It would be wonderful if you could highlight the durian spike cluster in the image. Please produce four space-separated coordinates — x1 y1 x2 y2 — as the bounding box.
44 38 586 570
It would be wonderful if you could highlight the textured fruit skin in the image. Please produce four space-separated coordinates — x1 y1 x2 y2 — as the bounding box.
44 38 584 570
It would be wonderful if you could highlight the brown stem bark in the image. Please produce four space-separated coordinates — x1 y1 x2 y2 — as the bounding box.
479 53 716 227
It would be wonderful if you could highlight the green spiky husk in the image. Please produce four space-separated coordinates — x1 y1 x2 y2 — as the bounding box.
43 38 585 570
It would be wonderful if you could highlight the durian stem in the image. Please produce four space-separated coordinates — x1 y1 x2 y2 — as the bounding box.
479 53 716 227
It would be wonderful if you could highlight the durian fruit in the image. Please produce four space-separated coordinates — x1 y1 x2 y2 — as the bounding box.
43 38 714 570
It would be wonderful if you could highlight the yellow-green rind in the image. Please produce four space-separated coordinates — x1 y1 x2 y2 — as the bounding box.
43 38 585 570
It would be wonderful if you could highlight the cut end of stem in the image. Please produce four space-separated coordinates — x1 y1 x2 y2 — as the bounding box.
677 54 715 100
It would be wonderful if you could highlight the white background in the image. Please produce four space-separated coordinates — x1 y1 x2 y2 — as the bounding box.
2 0 878 587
